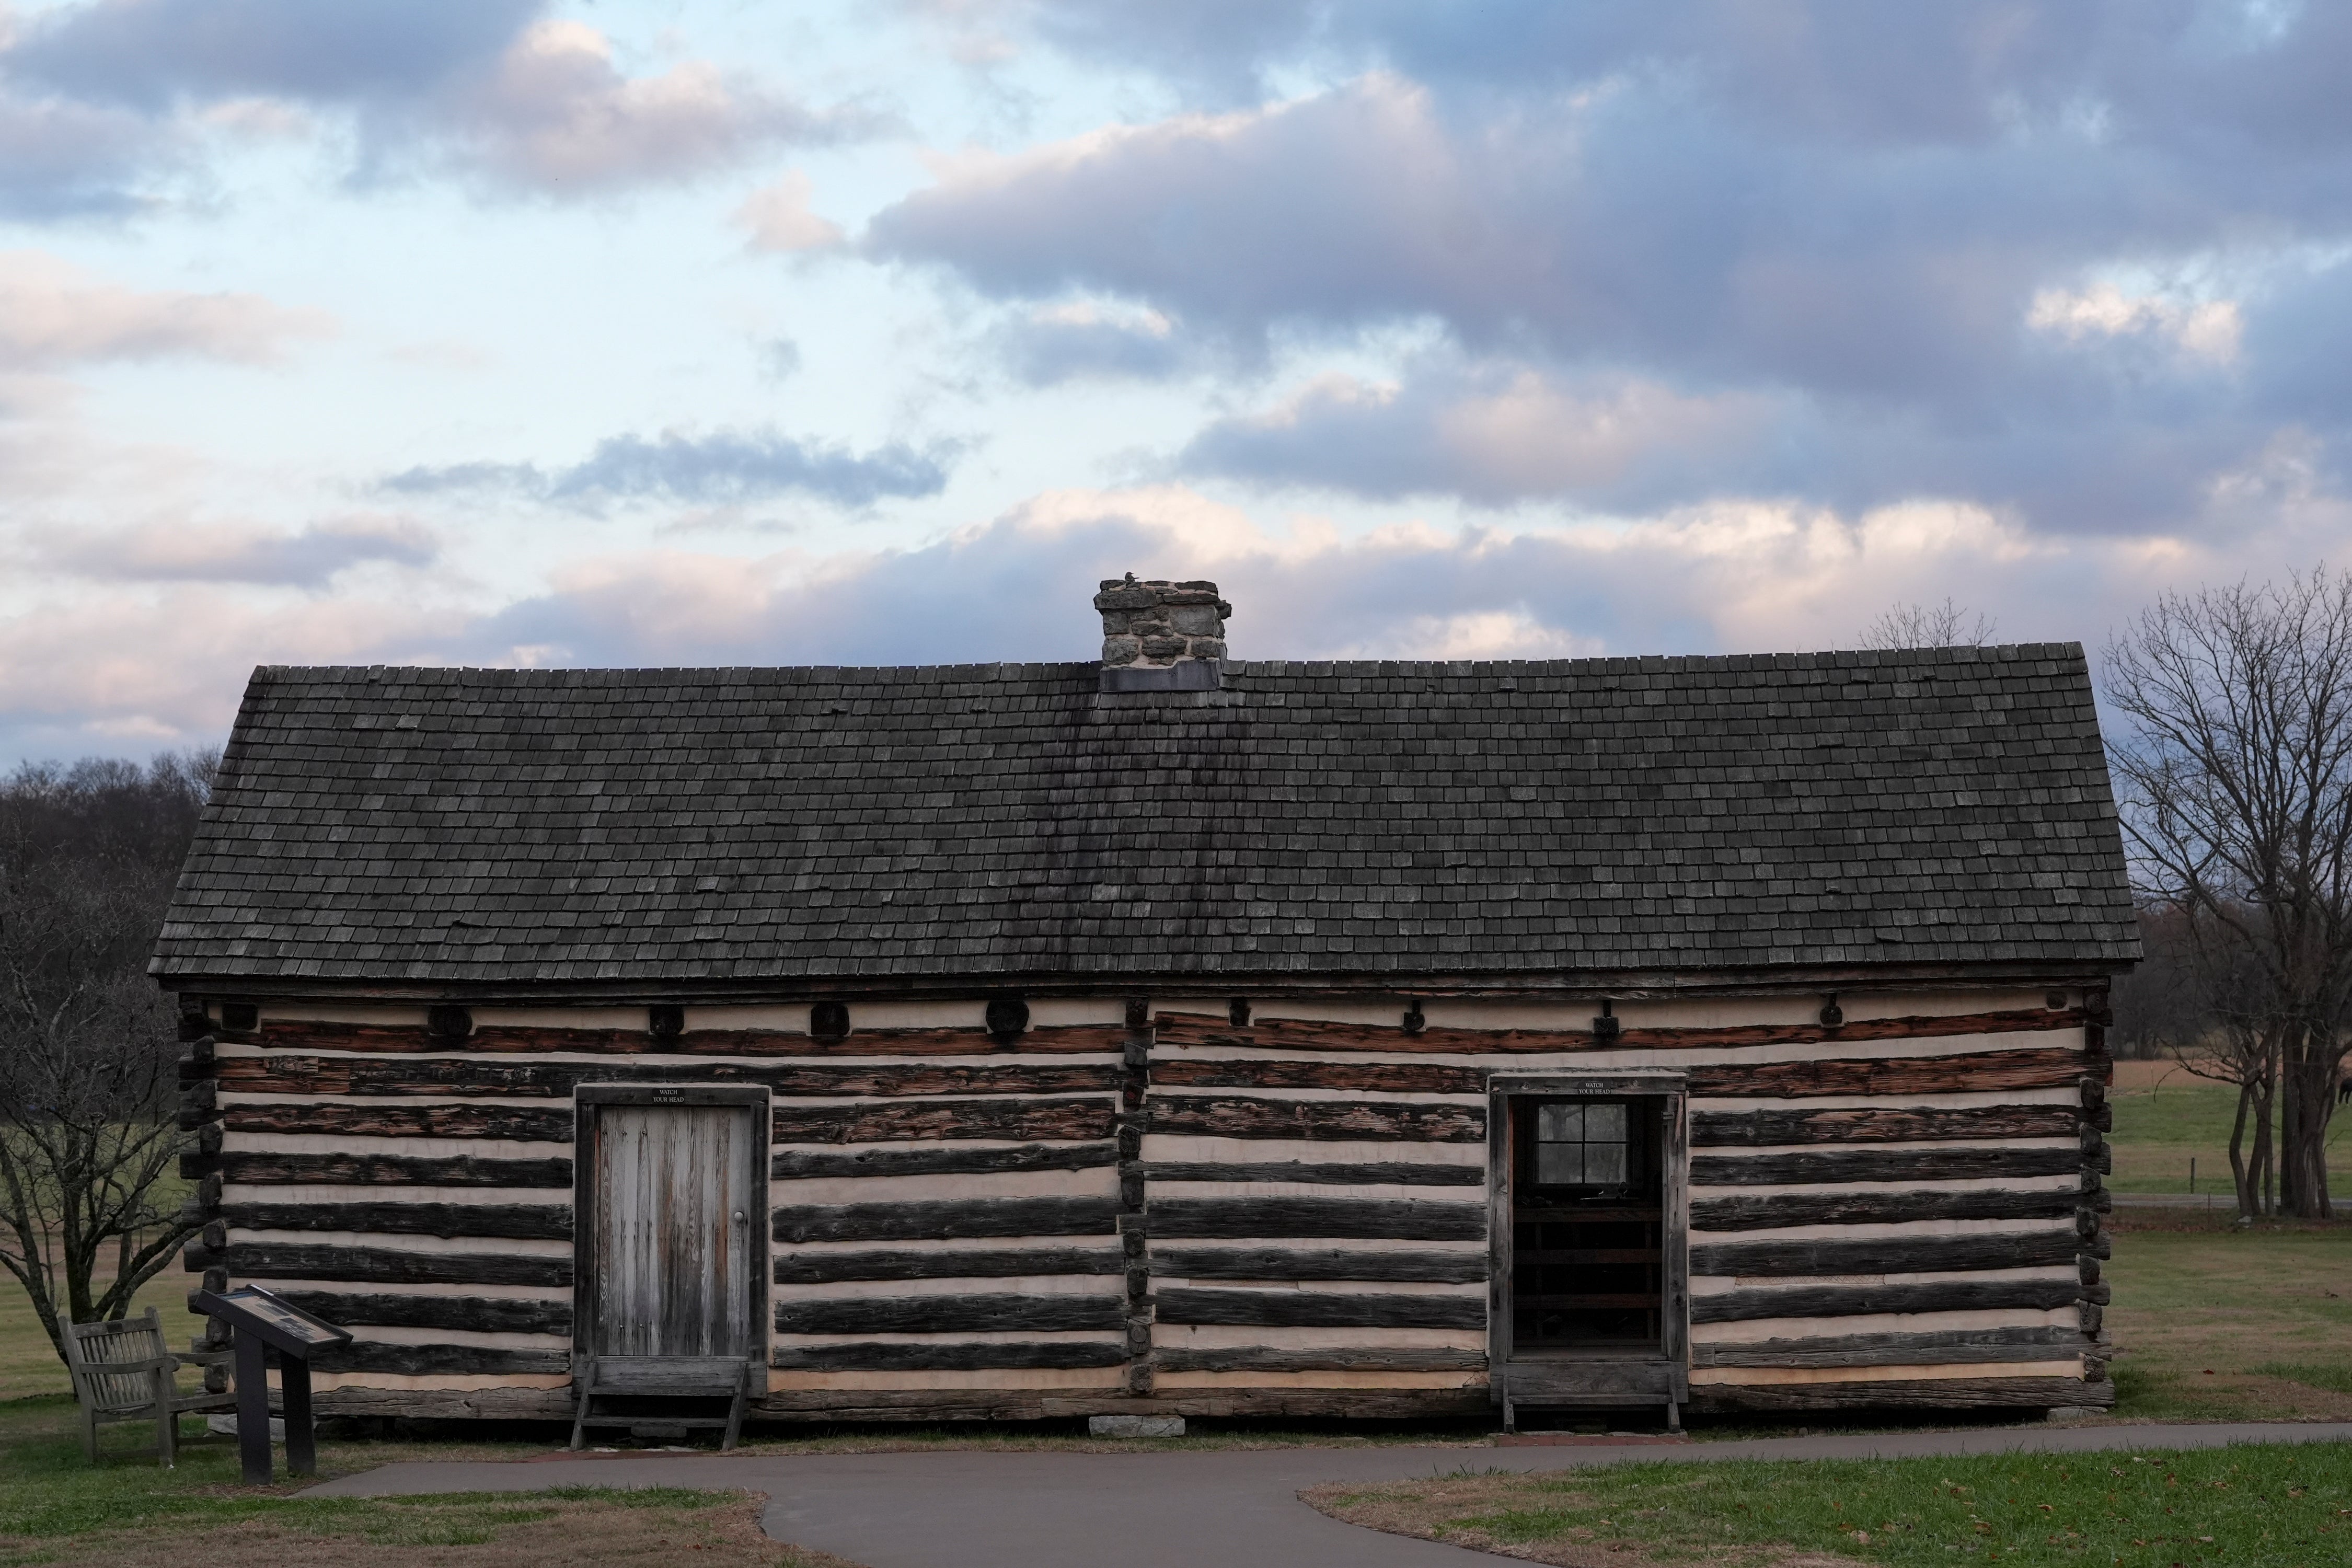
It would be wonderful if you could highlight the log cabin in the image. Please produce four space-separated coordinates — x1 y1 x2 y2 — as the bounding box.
153 578 2138 1429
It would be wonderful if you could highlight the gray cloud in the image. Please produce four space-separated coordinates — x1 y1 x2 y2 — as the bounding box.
1178 362 1777 510
434 22 852 196
1177 349 2296 533
870 6 2352 530
0 93 163 216
0 0 850 206
48 514 437 586
756 337 803 381
872 71 2269 400
4 0 536 109
384 429 955 510
378 459 540 496
1025 2 2352 157
0 252 332 369
992 303 1192 385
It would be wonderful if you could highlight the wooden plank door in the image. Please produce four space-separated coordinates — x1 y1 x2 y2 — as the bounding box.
586 1100 758 1357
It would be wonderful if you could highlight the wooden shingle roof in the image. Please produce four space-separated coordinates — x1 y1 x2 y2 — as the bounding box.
151 645 2138 993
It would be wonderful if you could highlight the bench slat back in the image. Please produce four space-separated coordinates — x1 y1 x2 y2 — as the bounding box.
66 1309 171 1413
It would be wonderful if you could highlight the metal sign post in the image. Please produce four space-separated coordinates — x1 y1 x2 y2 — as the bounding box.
191 1286 352 1483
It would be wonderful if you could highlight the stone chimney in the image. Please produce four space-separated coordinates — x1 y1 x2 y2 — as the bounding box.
1093 575 1231 691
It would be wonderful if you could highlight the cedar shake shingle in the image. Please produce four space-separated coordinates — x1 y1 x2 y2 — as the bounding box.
149 646 2138 987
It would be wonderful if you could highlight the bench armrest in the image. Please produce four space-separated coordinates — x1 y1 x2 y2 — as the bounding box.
74 1353 181 1379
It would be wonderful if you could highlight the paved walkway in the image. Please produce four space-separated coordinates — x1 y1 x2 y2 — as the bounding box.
305 1422 2352 1568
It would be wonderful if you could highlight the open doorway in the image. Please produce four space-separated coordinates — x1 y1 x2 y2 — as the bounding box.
1509 1097 1667 1353
1488 1075 1688 1430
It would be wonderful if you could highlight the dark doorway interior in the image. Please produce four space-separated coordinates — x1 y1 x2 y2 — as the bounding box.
1509 1096 1666 1353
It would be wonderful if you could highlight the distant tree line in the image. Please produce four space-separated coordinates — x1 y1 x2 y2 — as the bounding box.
0 751 214 1363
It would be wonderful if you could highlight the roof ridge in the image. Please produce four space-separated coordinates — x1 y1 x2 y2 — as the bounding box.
249 642 2086 685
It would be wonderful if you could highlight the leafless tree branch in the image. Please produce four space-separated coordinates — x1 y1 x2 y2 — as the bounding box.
1859 598 1998 650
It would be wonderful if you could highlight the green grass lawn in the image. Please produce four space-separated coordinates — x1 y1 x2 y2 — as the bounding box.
1310 1442 2352 1567
2102 1211 2352 1422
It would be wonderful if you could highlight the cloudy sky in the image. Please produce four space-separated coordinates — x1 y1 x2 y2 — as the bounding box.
3 0 2349 763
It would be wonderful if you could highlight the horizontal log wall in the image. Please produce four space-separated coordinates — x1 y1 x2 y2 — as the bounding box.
1677 1006 2115 1404
192 1009 1135 1396
1151 1247 1491 1284
271 1290 572 1336
313 1342 572 1377
774 1342 1132 1372
220 1201 573 1241
215 1055 1124 1099
185 990 2113 1415
1142 1161 1486 1187
1142 1011 1495 1396
771 1197 1121 1244
756 1008 1137 1387
774 1294 1128 1336
263 1021 1129 1059
1152 1007 2089 1057
774 1145 1119 1180
1687 1375 2111 1412
1156 1347 1489 1373
1689 1104 2084 1146
770 1098 1116 1144
1145 1000 2109 1406
200 1242 573 1288
1686 1147 2088 1186
1690 1326 2089 1368
1155 1288 1486 1331
1691 1275 2103 1324
220 1152 574 1188
1144 1096 1485 1143
1689 1185 2091 1232
1146 1198 1488 1242
775 1247 1126 1284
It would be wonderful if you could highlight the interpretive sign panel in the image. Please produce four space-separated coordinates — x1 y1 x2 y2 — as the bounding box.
192 1286 352 1482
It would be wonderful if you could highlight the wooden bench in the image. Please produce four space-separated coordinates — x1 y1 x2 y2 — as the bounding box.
569 1355 755 1451
63 1307 236 1467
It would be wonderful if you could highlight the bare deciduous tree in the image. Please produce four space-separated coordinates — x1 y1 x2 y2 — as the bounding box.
2105 570 2352 1220
1860 597 1999 649
0 752 213 1363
